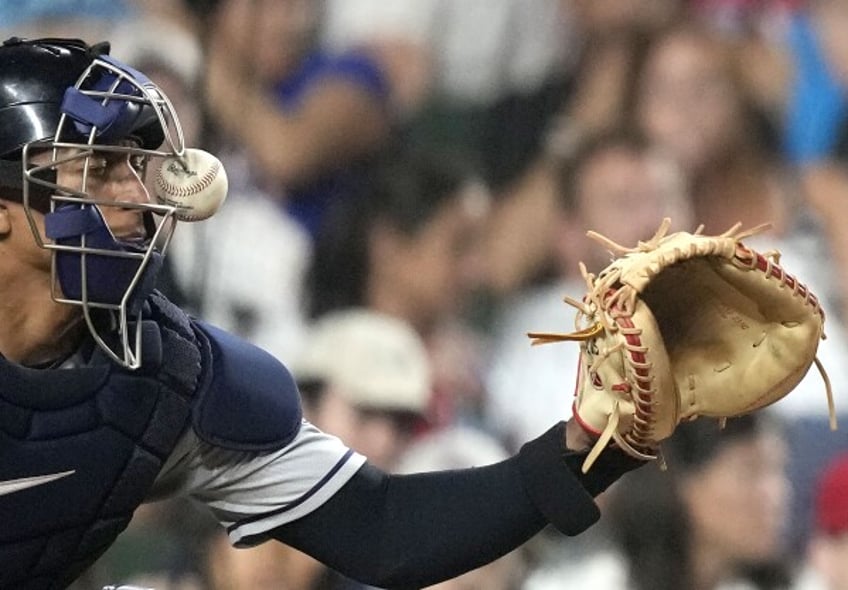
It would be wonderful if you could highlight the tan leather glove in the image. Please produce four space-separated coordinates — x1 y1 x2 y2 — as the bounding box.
529 218 835 472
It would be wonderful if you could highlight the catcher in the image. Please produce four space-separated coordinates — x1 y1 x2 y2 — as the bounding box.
0 36 643 590
530 218 836 473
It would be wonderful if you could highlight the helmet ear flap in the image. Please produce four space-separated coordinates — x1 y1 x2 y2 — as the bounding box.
0 159 56 213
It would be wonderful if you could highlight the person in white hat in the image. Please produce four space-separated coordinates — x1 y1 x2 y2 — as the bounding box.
294 308 432 470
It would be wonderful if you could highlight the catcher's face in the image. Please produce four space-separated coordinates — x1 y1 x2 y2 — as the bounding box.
8 146 152 276
33 145 152 237
681 429 788 563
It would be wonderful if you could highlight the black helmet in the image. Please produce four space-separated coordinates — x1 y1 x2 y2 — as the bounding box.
0 37 165 158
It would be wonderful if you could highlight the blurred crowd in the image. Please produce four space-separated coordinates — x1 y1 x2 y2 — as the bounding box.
5 0 848 588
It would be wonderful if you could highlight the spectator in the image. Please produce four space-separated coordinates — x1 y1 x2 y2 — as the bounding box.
293 308 432 471
321 0 575 192
135 4 318 362
481 0 683 296
109 16 205 148
626 19 848 348
625 18 843 335
189 0 393 240
794 452 848 590
166 187 313 363
485 129 692 450
756 0 848 323
307 148 491 428
626 22 848 557
628 17 848 399
527 413 792 590
629 23 782 233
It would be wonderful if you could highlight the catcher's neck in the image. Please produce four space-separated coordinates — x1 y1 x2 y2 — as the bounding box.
0 272 84 365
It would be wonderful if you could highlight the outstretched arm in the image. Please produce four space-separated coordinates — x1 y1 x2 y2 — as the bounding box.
270 421 641 589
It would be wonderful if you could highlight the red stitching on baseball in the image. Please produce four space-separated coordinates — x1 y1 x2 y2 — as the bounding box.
155 160 219 199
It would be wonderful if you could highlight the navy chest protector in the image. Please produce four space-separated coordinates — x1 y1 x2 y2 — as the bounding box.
0 293 302 590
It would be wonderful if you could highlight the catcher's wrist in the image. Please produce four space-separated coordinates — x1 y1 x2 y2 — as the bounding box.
518 422 600 535
562 445 645 497
564 417 595 452
563 419 646 496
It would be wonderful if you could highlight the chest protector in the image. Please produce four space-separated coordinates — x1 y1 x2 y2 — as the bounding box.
0 293 301 590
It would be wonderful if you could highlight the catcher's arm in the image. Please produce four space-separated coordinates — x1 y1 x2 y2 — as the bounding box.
271 421 640 588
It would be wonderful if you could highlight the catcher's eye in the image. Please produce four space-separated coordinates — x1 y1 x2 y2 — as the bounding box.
86 157 108 176
130 154 148 175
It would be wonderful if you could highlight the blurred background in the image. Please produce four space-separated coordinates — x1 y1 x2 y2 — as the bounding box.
4 1 848 588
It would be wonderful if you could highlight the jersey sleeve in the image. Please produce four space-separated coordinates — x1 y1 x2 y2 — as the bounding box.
153 420 366 546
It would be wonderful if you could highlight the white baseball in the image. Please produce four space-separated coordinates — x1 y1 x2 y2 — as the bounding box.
154 148 228 222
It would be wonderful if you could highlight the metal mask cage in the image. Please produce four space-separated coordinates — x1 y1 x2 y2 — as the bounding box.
18 55 188 369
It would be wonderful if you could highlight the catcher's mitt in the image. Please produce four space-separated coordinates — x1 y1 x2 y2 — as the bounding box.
529 218 835 472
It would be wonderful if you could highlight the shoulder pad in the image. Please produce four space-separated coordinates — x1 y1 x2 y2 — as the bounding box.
192 322 303 451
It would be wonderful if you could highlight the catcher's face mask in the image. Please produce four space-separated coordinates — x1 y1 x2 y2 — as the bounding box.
0 38 185 369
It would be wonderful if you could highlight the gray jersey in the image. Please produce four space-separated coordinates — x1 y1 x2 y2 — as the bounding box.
149 420 365 546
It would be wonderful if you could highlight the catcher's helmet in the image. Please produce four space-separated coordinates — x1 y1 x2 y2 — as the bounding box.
0 37 167 158
0 37 186 369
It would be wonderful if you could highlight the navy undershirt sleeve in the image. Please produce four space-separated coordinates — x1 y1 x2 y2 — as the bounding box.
269 422 642 588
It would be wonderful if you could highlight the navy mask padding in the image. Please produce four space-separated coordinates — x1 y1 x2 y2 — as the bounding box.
44 205 162 312
59 56 164 149
62 78 141 144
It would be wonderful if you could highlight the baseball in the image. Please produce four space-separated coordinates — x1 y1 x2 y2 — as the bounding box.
154 148 228 222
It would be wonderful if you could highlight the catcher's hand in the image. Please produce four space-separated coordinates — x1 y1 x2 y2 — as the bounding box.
529 218 835 472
